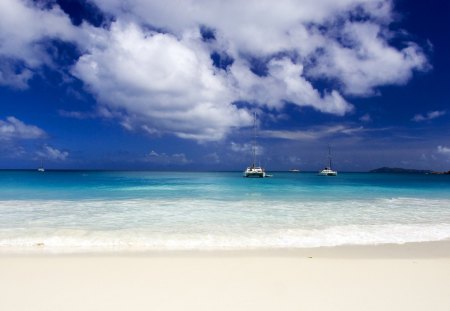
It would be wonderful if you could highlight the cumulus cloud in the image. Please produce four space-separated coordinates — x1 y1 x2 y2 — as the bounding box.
230 58 352 115
0 0 429 142
412 110 446 122
72 22 252 141
90 0 392 57
0 116 46 140
309 22 428 95
73 0 425 139
89 0 427 93
437 146 450 155
36 145 69 161
0 0 82 86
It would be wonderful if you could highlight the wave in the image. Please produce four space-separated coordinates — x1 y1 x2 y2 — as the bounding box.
1 223 450 252
1 197 450 252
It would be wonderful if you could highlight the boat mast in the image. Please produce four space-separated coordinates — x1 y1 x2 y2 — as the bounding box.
253 112 257 167
328 145 332 169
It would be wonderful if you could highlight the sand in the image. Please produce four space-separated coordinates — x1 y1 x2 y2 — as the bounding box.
1 242 450 311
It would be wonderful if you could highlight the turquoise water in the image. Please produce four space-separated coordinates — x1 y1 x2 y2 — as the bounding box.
0 171 449 252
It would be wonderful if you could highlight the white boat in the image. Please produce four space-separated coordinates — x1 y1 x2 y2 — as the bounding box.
244 165 266 178
318 146 337 176
243 113 267 178
37 160 45 172
289 169 300 173
318 168 337 176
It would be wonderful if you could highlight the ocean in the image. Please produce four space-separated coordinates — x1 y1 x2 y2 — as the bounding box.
0 170 449 252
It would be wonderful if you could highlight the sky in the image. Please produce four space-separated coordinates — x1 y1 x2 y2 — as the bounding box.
0 0 449 171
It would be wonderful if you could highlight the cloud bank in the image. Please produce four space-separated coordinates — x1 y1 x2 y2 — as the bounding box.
0 0 429 141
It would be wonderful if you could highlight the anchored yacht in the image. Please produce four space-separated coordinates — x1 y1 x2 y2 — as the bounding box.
243 113 267 178
244 164 266 178
318 146 337 176
37 160 45 172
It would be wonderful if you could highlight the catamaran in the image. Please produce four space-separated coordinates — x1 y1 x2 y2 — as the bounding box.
318 146 337 176
37 160 45 172
244 164 266 178
244 113 267 178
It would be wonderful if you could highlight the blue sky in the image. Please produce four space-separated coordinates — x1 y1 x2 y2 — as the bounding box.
0 0 449 171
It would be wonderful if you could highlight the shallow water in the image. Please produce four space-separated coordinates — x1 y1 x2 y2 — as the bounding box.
0 171 449 252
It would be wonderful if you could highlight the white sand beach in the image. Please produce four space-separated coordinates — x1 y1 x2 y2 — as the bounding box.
1 242 450 311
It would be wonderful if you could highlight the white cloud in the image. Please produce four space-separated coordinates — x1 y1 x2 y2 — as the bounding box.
288 156 302 164
90 0 392 57
0 145 26 158
0 0 82 87
309 22 428 96
146 150 191 164
0 60 33 89
230 142 264 155
437 146 450 155
58 110 97 119
412 110 446 122
89 0 427 96
36 145 69 161
0 0 429 142
72 22 252 141
230 58 353 115
0 116 46 140
360 114 372 122
204 152 221 163
231 142 249 153
262 125 364 140
75 0 425 139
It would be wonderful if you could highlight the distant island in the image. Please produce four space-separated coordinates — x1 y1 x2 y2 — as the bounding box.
369 167 450 174
369 167 432 174
431 170 450 175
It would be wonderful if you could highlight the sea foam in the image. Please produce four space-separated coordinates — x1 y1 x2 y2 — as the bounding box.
1 197 450 252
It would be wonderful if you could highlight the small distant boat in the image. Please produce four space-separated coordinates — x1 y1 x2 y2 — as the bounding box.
289 169 300 173
244 113 267 178
37 160 45 172
318 146 337 176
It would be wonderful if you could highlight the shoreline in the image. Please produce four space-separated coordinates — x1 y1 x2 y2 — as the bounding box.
2 240 450 258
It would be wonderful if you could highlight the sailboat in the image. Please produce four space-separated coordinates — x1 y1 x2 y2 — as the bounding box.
37 160 45 172
318 146 337 176
243 113 266 178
